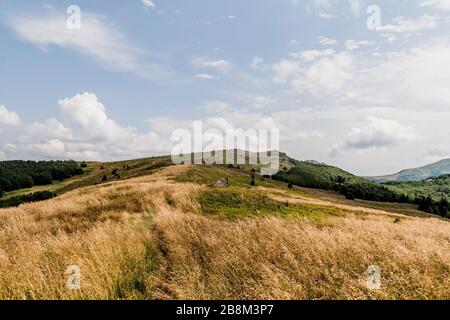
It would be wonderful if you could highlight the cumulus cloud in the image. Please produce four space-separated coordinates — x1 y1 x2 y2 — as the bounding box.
274 49 353 97
1 93 172 161
319 36 337 45
347 42 450 109
26 119 73 140
0 105 21 126
142 0 155 9
58 93 134 142
330 116 416 156
7 12 169 79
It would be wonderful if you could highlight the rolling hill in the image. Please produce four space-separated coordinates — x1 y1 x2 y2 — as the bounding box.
0 158 448 300
370 158 450 182
1 151 449 218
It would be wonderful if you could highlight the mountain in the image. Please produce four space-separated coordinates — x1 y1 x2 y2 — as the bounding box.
370 158 450 182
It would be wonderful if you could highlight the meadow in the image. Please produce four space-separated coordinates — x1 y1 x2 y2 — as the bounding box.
0 164 448 300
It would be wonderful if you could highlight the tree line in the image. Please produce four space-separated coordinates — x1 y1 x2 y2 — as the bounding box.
274 171 450 219
0 160 84 197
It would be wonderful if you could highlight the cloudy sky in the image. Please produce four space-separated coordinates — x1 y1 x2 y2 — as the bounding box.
0 0 449 175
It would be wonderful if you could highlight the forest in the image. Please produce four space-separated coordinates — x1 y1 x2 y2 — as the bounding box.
274 167 449 218
0 160 84 197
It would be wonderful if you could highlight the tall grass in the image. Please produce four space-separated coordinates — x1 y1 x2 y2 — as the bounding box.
0 166 448 300
150 212 450 300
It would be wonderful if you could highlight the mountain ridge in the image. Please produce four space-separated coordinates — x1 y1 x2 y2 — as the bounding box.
369 158 450 182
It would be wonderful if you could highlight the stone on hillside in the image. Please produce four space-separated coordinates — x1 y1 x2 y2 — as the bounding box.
211 178 229 188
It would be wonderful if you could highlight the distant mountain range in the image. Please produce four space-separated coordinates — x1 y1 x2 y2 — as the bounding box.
369 158 450 182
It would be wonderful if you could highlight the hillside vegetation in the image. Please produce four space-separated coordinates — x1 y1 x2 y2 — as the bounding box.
0 156 173 205
273 155 450 218
0 164 448 300
385 174 450 201
0 160 84 196
370 158 450 182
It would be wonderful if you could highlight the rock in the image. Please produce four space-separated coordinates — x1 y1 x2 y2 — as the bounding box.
211 178 229 188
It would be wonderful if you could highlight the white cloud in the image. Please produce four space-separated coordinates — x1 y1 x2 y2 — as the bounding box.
250 56 264 70
2 93 172 161
192 58 232 73
274 49 353 97
58 93 134 142
377 15 439 33
330 116 416 156
420 0 450 11
26 119 73 140
319 36 337 45
273 59 302 83
348 42 450 109
302 0 365 18
315 12 335 18
142 0 155 9
0 105 21 126
7 13 169 79
195 73 217 80
345 39 374 50
289 48 336 62
250 96 276 109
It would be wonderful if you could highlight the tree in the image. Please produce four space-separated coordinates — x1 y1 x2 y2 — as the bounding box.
345 191 355 200
438 198 449 216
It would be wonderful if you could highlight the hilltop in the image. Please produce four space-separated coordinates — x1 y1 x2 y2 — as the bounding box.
370 158 450 182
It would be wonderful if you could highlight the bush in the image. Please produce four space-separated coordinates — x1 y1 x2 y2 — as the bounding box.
0 191 55 208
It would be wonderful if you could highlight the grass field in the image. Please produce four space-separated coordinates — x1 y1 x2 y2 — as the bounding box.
0 164 448 300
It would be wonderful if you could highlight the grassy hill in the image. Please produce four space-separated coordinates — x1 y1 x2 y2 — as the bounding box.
1 151 449 217
0 162 448 299
0 156 173 205
370 158 450 182
274 153 367 189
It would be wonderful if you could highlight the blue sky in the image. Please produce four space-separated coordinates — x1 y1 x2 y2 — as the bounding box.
0 0 449 175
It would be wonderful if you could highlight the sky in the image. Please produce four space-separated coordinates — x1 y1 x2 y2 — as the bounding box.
0 0 449 176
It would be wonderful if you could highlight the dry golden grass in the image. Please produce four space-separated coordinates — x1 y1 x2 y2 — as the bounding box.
0 167 200 300
0 165 449 300
150 212 450 300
